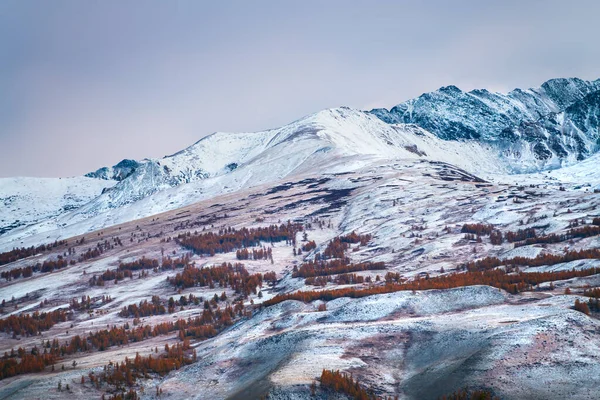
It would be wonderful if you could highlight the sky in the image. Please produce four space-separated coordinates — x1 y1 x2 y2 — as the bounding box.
1 0 599 178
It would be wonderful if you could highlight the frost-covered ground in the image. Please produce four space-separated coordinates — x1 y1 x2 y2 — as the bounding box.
1 154 600 399
160 286 600 400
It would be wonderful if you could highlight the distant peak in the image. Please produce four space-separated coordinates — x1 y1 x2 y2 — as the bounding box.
438 85 462 94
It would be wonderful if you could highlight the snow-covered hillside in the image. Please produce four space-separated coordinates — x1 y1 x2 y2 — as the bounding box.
0 177 114 237
3 154 600 400
84 106 507 211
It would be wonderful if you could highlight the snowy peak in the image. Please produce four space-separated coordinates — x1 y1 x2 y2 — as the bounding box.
369 77 600 170
371 77 599 140
1 106 508 246
540 77 600 109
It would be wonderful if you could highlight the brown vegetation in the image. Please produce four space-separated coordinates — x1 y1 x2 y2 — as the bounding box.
319 369 394 400
513 225 600 247
0 348 57 380
176 222 302 256
265 267 600 306
462 249 600 272
461 224 493 236
574 299 591 315
0 240 67 266
321 232 371 259
168 262 263 298
0 309 70 337
294 259 385 279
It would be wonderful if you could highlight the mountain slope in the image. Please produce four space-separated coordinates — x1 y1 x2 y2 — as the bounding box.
0 107 507 250
0 177 115 237
59 106 510 217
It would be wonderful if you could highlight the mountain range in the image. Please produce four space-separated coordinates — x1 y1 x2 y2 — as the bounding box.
1 77 599 250
3 77 600 400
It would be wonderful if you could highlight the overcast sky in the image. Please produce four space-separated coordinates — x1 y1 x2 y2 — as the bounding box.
1 0 599 177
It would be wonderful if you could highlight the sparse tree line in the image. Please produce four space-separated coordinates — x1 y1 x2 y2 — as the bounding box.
0 347 57 380
236 246 273 261
0 240 68 266
0 309 70 337
461 224 495 237
99 342 195 393
462 221 600 248
65 341 196 399
292 232 380 285
305 273 377 287
294 259 385 280
1 237 124 283
118 256 160 271
1 257 70 281
0 293 250 382
118 293 229 318
301 240 317 252
318 232 371 260
89 255 190 286
0 259 258 382
574 298 593 315
176 222 303 256
265 266 600 306
462 249 600 272
69 295 112 311
578 287 600 313
462 224 545 245
318 369 387 400
0 296 113 335
167 262 264 298
512 224 600 247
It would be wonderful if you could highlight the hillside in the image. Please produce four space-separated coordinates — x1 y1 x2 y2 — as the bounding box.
0 107 508 251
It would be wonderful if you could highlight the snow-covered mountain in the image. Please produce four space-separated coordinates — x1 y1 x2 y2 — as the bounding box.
0 107 507 249
1 77 599 249
61 107 513 219
370 77 600 171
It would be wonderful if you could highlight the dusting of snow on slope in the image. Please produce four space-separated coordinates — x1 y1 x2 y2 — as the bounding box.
0 176 115 237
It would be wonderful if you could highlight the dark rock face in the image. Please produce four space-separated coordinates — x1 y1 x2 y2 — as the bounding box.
370 77 600 170
85 159 140 181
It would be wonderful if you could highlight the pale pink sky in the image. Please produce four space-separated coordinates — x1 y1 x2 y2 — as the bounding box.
1 0 599 177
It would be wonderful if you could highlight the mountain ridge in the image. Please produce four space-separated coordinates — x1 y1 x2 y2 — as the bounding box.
1 77 599 248
370 77 600 169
